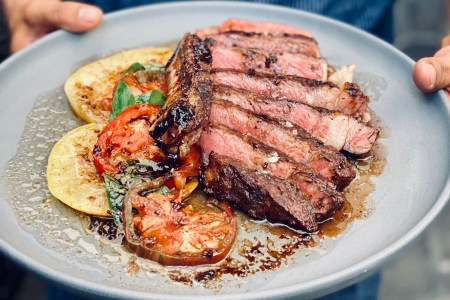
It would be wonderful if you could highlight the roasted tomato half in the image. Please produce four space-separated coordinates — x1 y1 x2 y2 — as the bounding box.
93 104 164 175
123 177 236 267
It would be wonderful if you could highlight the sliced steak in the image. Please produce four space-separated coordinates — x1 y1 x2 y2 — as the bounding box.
199 124 344 220
150 33 212 155
209 45 327 80
196 18 312 38
204 31 320 57
203 153 318 232
214 85 378 155
209 100 355 190
212 70 369 118
218 18 312 36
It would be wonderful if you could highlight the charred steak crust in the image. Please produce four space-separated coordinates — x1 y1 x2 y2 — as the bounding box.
203 31 320 57
212 69 370 118
202 153 319 232
209 99 356 190
199 124 344 221
212 85 378 156
150 33 212 154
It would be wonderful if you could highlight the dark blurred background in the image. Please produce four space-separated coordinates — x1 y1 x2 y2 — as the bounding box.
0 0 449 299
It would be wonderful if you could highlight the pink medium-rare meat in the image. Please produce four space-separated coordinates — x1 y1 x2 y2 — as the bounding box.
200 123 293 178
212 70 369 118
209 100 355 190
204 31 320 57
203 153 319 232
209 45 327 80
196 18 312 38
218 18 312 37
199 124 344 220
213 85 378 155
313 112 379 155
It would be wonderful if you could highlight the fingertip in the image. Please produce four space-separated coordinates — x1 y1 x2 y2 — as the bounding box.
413 58 437 92
25 1 104 33
76 5 103 30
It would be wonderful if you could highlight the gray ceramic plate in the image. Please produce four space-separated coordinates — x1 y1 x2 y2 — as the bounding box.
1 2 450 299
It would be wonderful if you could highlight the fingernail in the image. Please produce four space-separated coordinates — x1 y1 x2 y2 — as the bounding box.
425 63 437 89
78 7 100 25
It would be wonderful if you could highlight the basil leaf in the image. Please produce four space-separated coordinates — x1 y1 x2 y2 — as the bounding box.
122 62 145 74
110 81 136 120
136 89 166 106
104 174 126 210
103 174 128 226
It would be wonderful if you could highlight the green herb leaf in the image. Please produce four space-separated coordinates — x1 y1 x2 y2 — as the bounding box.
121 62 146 74
110 81 136 120
104 174 127 210
103 174 127 226
136 89 166 106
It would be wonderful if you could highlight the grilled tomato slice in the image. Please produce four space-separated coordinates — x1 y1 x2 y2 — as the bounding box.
93 104 164 175
47 123 110 216
123 177 236 266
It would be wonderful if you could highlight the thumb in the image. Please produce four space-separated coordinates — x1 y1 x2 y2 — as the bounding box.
25 1 103 32
413 49 450 93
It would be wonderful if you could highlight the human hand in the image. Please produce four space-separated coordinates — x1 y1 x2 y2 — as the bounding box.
413 35 450 95
3 0 103 53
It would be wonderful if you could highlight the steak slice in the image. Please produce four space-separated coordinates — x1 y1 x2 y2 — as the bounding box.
203 153 318 232
218 18 312 36
209 45 327 80
196 18 312 38
212 70 369 118
150 33 212 155
214 85 378 155
199 124 344 220
209 100 355 190
203 31 320 57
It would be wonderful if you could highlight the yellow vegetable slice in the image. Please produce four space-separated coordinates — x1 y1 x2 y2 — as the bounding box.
47 123 109 216
182 179 199 199
64 47 173 124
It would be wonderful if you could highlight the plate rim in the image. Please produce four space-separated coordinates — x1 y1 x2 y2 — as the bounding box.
1 1 450 299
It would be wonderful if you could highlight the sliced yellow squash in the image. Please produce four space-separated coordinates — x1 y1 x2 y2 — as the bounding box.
64 47 173 124
47 123 109 216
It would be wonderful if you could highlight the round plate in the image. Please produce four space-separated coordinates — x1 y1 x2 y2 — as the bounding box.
1 2 449 299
